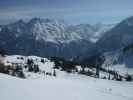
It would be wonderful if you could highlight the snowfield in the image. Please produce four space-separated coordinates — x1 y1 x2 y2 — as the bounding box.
0 55 133 100
0 73 133 100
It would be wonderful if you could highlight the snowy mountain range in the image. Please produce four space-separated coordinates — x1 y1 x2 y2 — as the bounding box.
0 18 114 59
0 18 114 43
0 16 133 66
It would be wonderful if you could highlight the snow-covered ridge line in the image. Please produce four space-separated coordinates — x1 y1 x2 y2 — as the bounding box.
1 18 114 43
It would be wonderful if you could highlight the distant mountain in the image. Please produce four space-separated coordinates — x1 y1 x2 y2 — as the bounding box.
98 16 133 52
66 23 114 43
0 18 113 59
92 23 115 42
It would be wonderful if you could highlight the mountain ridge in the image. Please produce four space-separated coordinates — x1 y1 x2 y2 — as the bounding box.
0 17 114 59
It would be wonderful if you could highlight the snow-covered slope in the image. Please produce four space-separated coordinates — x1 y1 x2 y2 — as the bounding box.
1 55 133 100
0 73 133 100
2 55 55 79
1 54 132 81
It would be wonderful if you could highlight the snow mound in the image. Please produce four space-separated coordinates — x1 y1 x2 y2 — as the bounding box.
3 55 55 79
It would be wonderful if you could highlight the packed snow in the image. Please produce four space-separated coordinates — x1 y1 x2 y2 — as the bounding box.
0 73 133 100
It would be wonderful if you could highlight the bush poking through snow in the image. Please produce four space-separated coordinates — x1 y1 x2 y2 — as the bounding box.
125 74 132 81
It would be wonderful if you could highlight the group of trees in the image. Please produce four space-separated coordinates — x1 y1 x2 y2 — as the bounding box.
123 43 133 53
50 57 77 73
26 58 56 77
125 74 133 81
50 55 133 81
80 53 105 78
0 49 7 56
50 53 105 77
0 48 132 81
26 59 39 73
0 57 57 78
0 63 25 78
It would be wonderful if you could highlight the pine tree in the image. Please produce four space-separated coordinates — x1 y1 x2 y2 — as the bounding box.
34 64 39 73
53 69 56 77
27 59 34 72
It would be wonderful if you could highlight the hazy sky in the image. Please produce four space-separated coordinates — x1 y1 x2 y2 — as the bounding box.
0 0 133 25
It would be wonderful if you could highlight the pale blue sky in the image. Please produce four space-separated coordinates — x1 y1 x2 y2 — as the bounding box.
0 0 133 25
